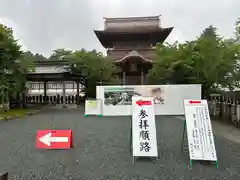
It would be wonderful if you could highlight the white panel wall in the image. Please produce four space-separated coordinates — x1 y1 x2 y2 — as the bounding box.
96 85 201 116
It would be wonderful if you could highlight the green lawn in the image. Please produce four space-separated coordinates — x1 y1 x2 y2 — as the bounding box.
0 108 33 120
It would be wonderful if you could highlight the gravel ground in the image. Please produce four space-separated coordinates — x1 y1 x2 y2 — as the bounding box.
0 107 240 180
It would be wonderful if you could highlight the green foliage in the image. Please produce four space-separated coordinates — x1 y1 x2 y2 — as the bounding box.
24 51 47 62
235 18 240 43
0 24 35 105
49 48 73 61
148 24 240 98
65 49 119 98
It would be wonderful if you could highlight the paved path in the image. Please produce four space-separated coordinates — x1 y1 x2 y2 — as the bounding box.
0 107 240 179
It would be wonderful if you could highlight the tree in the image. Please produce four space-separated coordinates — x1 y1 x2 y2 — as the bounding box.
235 18 240 43
200 25 218 39
232 18 240 87
0 24 22 107
148 25 240 98
49 48 73 61
65 49 119 98
0 24 35 108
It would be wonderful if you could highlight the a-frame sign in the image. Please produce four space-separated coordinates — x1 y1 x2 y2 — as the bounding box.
181 99 218 168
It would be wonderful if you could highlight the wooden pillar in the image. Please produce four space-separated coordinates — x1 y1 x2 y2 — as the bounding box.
62 81 67 108
76 80 80 107
141 68 144 85
43 81 47 102
122 71 126 85
1 88 4 105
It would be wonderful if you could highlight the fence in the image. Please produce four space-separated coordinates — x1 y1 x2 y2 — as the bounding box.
26 95 84 105
208 96 240 128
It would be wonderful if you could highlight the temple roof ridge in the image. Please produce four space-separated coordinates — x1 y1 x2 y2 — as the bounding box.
103 15 161 22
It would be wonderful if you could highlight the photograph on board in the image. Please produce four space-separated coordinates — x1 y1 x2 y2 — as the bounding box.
104 86 164 106
104 87 135 105
134 86 164 104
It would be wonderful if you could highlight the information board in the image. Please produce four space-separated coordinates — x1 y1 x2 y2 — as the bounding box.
184 99 217 161
85 99 101 115
132 96 158 157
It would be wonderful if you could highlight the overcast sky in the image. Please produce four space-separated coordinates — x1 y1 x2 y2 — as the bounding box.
0 0 239 57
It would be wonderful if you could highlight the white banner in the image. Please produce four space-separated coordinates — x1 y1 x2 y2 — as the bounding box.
85 99 101 115
184 99 217 161
132 96 158 157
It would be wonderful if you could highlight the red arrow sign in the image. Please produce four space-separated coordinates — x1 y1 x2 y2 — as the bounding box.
189 100 201 104
36 130 72 149
136 100 152 106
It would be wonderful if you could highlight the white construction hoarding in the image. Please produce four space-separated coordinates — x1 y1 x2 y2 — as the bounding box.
97 84 201 116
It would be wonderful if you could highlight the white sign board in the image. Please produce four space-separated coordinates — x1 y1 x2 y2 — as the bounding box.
132 96 158 157
85 99 101 115
184 99 217 161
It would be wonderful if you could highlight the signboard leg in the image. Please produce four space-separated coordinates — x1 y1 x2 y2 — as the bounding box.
132 156 135 164
181 120 193 167
129 118 132 155
130 117 135 164
216 160 219 168
189 159 192 166
181 120 186 152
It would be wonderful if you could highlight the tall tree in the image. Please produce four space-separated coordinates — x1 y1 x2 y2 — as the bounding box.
65 49 119 98
0 24 35 108
0 24 22 106
200 25 218 39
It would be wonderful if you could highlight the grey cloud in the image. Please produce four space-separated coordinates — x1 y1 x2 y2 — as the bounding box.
0 0 239 56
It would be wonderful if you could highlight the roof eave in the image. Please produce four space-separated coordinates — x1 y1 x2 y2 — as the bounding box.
115 51 152 63
94 27 174 48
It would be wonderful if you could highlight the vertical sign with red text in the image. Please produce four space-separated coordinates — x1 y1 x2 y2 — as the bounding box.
132 96 158 157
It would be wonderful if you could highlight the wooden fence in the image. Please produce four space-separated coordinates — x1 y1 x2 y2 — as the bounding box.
208 97 240 127
26 95 84 105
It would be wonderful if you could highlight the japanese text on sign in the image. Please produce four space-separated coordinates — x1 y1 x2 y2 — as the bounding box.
138 109 151 152
132 96 158 157
184 99 217 161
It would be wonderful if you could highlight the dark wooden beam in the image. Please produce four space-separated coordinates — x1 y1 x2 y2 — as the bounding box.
33 60 68 66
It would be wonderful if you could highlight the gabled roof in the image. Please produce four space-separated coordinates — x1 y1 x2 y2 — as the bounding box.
115 50 152 63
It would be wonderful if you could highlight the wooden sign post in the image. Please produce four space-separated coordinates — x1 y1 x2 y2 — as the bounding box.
131 96 158 164
182 99 218 168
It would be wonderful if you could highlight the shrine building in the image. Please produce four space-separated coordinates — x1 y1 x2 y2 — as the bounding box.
94 15 173 85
